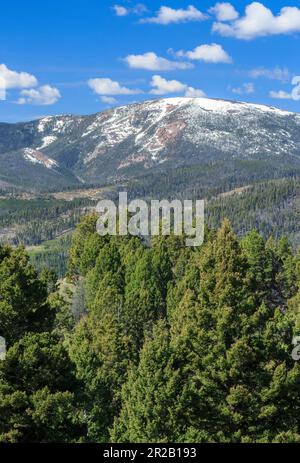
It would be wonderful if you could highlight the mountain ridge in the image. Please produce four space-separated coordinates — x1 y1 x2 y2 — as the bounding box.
1 97 300 192
8 95 298 126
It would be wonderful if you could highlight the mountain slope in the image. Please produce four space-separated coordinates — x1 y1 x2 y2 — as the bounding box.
1 97 300 192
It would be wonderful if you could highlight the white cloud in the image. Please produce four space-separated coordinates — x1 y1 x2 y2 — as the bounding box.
113 3 147 16
185 87 206 97
88 78 141 95
0 63 38 89
100 96 118 104
124 52 193 71
269 76 300 100
231 82 255 95
213 2 300 40
0 77 5 100
176 43 232 64
142 5 207 25
17 85 61 105
269 90 293 100
249 67 290 82
150 75 187 95
113 5 129 16
209 2 239 21
150 75 205 97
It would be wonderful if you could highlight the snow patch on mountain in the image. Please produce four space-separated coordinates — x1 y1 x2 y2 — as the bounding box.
36 135 57 150
183 97 293 116
78 97 300 167
37 115 77 135
23 148 59 169
133 99 189 160
37 117 54 133
21 96 299 182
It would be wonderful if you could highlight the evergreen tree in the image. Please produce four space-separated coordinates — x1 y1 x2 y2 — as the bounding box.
0 246 55 346
123 250 163 353
68 213 100 279
111 320 177 443
2 217 300 443
0 332 83 442
85 241 124 309
167 221 300 442
112 222 300 442
68 313 130 442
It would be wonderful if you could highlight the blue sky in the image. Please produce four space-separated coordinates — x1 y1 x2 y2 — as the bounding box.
0 0 300 122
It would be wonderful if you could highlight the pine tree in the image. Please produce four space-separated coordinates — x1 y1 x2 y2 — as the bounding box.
0 246 55 346
167 221 300 442
113 221 300 443
111 320 178 443
68 312 130 442
68 213 100 279
123 250 163 352
0 332 83 442
85 241 124 310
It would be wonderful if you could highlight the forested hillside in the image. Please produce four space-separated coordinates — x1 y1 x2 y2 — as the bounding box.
1 215 300 443
0 196 96 277
0 196 95 245
112 176 300 249
0 175 299 280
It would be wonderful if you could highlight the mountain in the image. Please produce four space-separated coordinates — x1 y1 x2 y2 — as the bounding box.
1 97 300 192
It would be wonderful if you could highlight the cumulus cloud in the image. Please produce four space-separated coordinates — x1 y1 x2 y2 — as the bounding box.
142 5 207 25
269 90 293 100
113 3 147 16
212 2 300 40
209 2 239 21
0 64 61 106
185 87 206 97
124 52 193 71
88 78 141 95
150 75 205 97
100 96 118 104
176 43 232 64
113 5 129 16
231 82 255 95
249 67 290 82
0 77 5 100
269 76 300 100
0 63 38 89
150 75 186 94
17 85 61 105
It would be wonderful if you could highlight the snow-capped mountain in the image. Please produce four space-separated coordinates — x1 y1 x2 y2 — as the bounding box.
1 97 300 191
